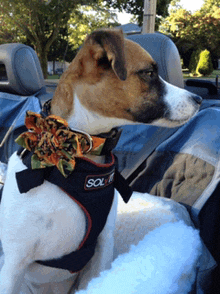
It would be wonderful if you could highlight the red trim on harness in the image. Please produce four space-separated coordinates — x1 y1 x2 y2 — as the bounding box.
60 155 114 251
58 156 115 273
60 188 92 251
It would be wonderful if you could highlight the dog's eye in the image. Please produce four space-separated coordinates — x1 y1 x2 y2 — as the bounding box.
138 70 154 79
146 71 154 77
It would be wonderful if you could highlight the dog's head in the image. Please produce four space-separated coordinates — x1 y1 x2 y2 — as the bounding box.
51 29 201 133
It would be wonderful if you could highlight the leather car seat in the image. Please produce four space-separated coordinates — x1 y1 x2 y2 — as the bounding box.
0 43 45 95
127 33 184 88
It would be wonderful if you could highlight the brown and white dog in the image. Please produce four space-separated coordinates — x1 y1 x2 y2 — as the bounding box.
0 29 201 294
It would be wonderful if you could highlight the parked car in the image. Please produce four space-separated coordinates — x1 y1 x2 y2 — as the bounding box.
54 68 64 76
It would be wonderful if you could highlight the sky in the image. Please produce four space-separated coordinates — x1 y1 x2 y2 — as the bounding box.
179 0 204 12
117 0 205 24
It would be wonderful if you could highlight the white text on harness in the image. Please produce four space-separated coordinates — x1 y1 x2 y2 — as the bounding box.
84 171 115 190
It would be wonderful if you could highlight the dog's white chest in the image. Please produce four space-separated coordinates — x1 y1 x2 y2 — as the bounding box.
1 152 86 282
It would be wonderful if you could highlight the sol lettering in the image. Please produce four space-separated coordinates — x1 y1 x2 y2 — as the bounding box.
84 171 115 190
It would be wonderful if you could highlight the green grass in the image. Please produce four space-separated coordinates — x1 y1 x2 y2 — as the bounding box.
47 75 60 79
183 69 220 79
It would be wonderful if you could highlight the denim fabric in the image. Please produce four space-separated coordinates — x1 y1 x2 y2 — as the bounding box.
0 92 41 163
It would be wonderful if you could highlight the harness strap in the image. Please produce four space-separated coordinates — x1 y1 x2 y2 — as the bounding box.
15 150 132 272
37 189 95 273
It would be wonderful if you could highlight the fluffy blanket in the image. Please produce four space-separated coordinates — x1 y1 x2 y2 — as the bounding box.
0 190 204 293
77 192 202 294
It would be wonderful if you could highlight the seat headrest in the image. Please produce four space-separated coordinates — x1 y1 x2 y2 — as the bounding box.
0 43 45 95
127 33 184 88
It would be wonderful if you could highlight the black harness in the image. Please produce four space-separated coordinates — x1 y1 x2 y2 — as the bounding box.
16 148 132 273
15 100 132 272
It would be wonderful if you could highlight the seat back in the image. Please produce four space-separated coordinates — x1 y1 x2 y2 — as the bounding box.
0 43 45 95
127 33 184 88
0 43 43 163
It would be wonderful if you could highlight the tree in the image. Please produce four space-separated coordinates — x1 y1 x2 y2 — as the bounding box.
68 4 119 51
47 26 76 66
160 4 220 68
0 0 99 78
202 0 220 12
47 4 119 65
188 49 202 75
169 0 182 10
106 0 173 28
196 49 214 76
0 14 26 44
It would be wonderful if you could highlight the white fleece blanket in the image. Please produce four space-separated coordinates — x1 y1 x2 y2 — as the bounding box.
0 189 204 294
77 192 203 294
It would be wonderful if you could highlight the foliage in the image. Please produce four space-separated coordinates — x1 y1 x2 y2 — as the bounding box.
188 49 202 74
47 27 76 63
202 0 220 12
196 49 214 76
0 18 16 43
160 2 220 68
0 0 99 77
106 0 173 28
68 4 119 51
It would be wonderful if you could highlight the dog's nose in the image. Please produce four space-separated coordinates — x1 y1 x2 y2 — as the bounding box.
192 95 202 105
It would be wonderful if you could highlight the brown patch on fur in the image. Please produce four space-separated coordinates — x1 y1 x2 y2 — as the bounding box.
51 28 155 121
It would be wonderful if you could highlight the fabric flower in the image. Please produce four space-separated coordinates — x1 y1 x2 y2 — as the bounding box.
16 111 105 177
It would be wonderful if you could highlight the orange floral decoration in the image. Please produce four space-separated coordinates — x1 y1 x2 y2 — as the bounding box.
16 111 106 177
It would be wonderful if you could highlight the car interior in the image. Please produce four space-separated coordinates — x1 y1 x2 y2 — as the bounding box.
0 33 220 293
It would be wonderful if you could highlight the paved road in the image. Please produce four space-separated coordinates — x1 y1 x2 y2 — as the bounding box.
45 79 59 84
45 79 59 94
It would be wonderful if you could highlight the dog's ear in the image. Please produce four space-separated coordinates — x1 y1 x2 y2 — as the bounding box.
85 29 127 81
51 29 127 119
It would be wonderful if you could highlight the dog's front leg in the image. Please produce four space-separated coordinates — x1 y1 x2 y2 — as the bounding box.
0 254 29 294
75 191 118 292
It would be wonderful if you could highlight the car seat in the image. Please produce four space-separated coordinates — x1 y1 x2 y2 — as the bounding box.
113 33 220 294
128 33 184 88
0 36 218 293
0 43 45 95
0 43 49 163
